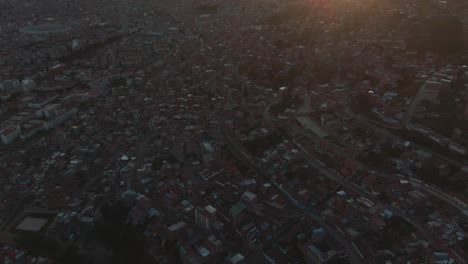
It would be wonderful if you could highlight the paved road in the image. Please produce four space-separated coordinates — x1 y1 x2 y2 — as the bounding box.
294 124 468 217
357 112 466 168
344 77 425 130
354 121 468 215
273 180 366 261
402 77 431 128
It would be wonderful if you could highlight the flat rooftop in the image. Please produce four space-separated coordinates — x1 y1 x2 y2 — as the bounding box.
15 217 48 232
20 24 71 34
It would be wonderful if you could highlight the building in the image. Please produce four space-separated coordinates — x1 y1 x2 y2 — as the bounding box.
21 79 36 91
228 253 245 264
27 95 59 108
195 205 217 229
229 201 247 225
205 235 223 253
36 104 59 118
20 120 43 139
49 63 66 76
304 244 327 264
296 116 329 138
241 191 257 204
167 221 187 241
15 217 48 232
1 126 21 144
43 108 78 130
448 141 467 154
311 228 326 243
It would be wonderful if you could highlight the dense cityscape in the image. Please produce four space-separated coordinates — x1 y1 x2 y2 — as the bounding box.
0 0 467 263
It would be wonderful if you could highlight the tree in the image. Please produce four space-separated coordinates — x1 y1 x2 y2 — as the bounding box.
381 140 403 158
351 93 374 114
429 15 464 54
95 201 148 264
418 162 444 186
16 233 61 259
56 245 83 264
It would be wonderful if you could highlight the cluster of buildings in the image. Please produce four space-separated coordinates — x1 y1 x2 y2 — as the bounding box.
0 0 467 263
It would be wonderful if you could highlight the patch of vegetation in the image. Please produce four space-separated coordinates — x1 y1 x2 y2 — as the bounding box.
378 216 415 251
351 93 374 115
358 141 403 170
406 15 464 54
243 132 283 155
95 201 149 264
16 234 83 264
152 153 180 170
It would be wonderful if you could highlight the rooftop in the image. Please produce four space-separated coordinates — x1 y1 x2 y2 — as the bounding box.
15 217 48 232
204 205 217 214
